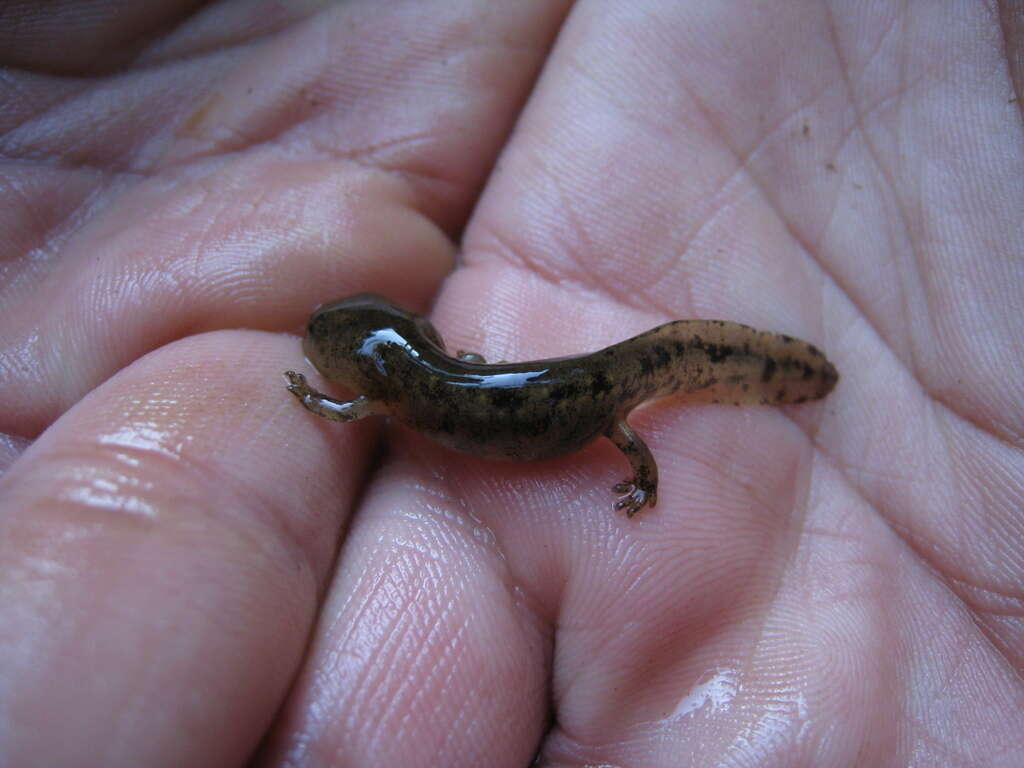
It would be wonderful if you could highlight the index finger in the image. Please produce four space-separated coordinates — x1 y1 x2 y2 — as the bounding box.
0 331 365 766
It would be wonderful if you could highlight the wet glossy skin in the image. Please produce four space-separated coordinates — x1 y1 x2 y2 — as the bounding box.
284 294 838 516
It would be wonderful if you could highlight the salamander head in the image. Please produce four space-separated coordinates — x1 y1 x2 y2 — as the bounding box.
302 294 444 395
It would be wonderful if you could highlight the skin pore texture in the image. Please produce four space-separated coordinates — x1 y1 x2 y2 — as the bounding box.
285 294 837 516
0 2 1022 767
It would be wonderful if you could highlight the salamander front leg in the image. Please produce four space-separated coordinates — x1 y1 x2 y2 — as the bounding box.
284 371 384 422
605 420 658 517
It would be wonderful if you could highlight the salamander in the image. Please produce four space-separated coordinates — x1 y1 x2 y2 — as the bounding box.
284 294 838 516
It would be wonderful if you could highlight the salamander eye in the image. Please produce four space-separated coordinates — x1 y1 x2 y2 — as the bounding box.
307 312 330 340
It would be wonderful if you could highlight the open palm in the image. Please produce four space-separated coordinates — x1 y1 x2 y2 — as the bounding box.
2 2 1022 766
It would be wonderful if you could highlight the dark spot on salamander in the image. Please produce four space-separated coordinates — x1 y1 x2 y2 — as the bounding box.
488 386 528 410
781 334 794 344
653 345 670 367
807 344 823 358
638 356 654 376
548 382 582 403
801 363 814 380
590 370 614 396
692 341 734 363
761 356 777 382
794 395 809 404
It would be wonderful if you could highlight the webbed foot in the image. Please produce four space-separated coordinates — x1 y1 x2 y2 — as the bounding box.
605 420 659 518
613 479 658 517
284 370 315 401
283 371 382 423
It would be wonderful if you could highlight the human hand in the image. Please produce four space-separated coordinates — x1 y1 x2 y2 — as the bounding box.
1 2 1022 766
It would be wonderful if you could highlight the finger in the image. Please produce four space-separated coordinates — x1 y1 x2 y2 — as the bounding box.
0 330 370 767
256 434 555 768
2 0 562 435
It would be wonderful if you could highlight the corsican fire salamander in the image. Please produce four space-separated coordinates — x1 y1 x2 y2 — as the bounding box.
285 294 838 517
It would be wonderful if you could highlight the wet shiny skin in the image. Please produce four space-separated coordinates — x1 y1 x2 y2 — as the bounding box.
285 294 838 517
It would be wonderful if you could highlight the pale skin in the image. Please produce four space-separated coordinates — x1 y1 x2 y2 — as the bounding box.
0 2 1022 767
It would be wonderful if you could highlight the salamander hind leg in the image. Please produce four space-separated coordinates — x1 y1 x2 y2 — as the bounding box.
605 420 659 517
284 371 384 422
